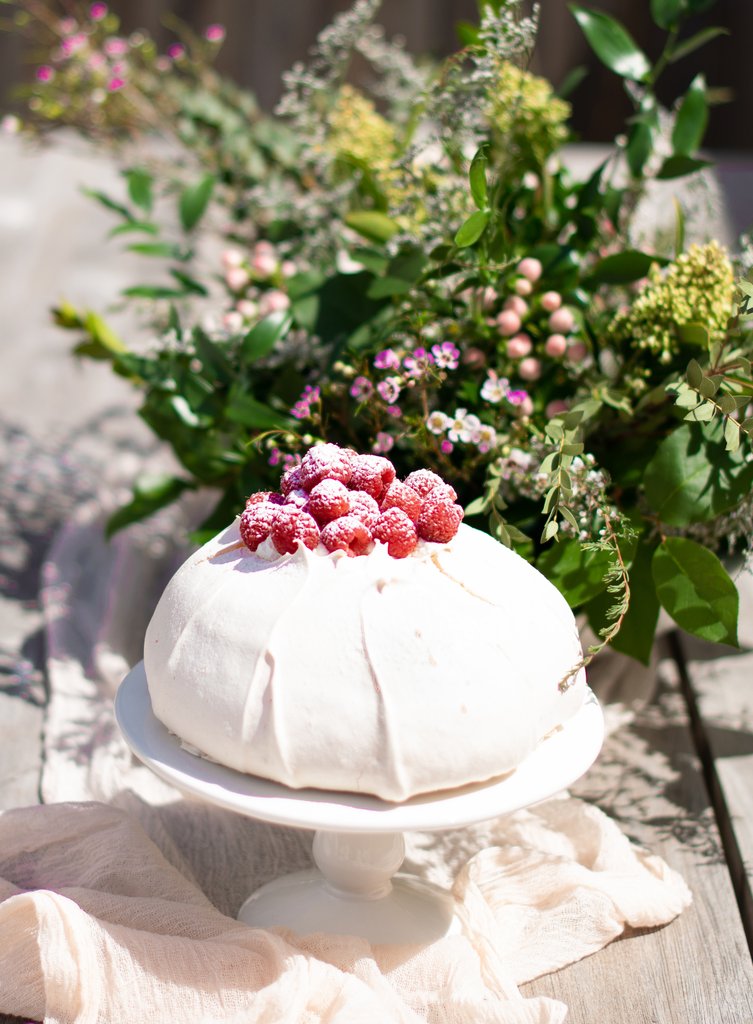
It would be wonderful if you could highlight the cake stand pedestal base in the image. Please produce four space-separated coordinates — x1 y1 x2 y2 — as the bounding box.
239 830 456 944
115 662 603 946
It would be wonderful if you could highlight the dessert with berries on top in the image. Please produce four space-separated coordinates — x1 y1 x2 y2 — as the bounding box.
143 443 586 801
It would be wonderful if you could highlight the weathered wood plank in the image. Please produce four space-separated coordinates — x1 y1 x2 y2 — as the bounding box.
523 652 753 1022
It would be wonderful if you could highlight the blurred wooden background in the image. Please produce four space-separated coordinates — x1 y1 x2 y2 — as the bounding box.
1 0 751 149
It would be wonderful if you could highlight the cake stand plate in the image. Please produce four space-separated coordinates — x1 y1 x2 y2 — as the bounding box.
115 662 604 944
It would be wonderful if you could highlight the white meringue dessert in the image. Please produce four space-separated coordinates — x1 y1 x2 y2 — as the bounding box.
143 519 587 802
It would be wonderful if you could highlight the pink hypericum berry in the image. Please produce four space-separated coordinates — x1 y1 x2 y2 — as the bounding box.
373 507 418 559
271 506 320 555
566 341 588 362
504 295 528 318
549 306 575 334
251 249 277 277
514 277 533 296
546 399 570 418
280 465 303 495
347 490 380 531
308 479 351 523
518 257 543 282
496 310 521 336
545 333 568 358
225 266 250 292
541 291 562 312
518 357 542 381
348 454 396 502
239 503 279 551
320 515 372 557
506 334 532 359
299 444 353 491
416 491 464 543
258 290 290 316
380 480 422 521
404 469 448 499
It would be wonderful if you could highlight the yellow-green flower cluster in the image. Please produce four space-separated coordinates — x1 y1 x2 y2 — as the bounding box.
610 241 735 364
488 62 570 166
326 84 396 175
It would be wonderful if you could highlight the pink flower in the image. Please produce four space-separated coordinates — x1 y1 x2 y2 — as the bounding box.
506 389 530 407
402 347 435 378
377 377 402 403
89 2 108 20
35 65 54 83
107 77 125 91
430 341 460 370
546 399 570 419
373 432 395 454
167 43 185 60
374 348 400 371
386 404 402 418
103 37 128 56
349 376 374 401
88 53 106 70
514 276 533 296
440 439 454 454
61 33 87 56
291 385 320 420
251 248 277 278
204 24 225 42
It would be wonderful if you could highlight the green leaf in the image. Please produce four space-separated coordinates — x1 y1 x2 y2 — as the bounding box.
122 284 184 299
537 538 613 606
650 0 683 29
724 416 741 452
569 4 651 81
124 168 153 213
127 242 184 259
643 422 753 525
454 209 490 248
455 19 479 45
225 389 290 430
464 495 489 517
82 310 127 356
469 146 488 210
557 65 588 99
240 311 293 362
109 221 159 238
677 321 710 346
587 249 664 285
625 121 653 178
179 174 215 232
672 74 708 156
344 210 399 243
673 195 685 257
610 538 661 664
169 269 209 295
652 537 739 646
82 187 133 221
686 359 703 388
669 26 729 64
656 155 712 179
106 474 192 537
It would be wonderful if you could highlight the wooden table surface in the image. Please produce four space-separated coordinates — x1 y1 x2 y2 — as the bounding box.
1 137 753 1022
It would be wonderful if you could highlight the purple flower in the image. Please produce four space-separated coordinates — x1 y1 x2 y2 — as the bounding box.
374 348 401 371
440 439 454 454
167 42 185 60
290 384 320 420
35 65 54 83
385 404 402 418
349 376 374 401
506 389 530 406
431 341 460 370
204 23 225 42
89 2 108 19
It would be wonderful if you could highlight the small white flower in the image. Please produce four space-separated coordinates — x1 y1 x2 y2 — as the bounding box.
426 410 450 435
480 371 509 404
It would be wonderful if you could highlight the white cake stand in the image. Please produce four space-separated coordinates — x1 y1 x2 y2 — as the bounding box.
115 662 604 945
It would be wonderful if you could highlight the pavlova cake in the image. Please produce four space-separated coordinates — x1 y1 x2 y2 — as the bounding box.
144 443 586 802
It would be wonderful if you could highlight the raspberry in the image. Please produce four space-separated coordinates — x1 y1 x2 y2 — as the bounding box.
270 506 320 555
284 487 311 510
348 454 396 501
404 469 456 500
299 443 354 491
373 507 418 559
416 491 464 543
347 489 380 531
280 465 303 496
380 480 421 521
239 503 279 552
320 515 372 557
308 479 351 523
245 490 284 508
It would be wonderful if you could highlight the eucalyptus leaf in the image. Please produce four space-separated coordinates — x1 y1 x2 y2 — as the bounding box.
345 210 399 243
469 146 489 210
569 5 651 81
656 155 712 179
672 74 708 156
179 174 215 232
669 26 729 63
454 209 490 248
652 537 739 646
650 0 683 29
241 310 293 362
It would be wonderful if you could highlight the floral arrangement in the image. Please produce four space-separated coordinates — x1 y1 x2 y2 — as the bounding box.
4 0 752 667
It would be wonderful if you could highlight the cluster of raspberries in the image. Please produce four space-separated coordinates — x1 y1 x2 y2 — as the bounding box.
239 444 464 559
